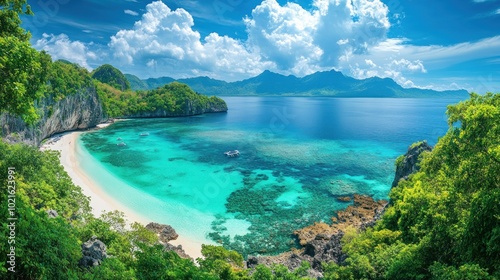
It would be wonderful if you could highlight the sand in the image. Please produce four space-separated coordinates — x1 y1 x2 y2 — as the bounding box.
41 130 204 259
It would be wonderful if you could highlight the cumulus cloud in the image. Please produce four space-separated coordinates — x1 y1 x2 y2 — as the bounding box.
109 1 270 80
244 0 390 76
34 33 97 69
244 0 323 74
32 0 500 90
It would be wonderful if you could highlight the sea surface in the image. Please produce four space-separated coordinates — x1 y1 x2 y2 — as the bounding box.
77 97 464 256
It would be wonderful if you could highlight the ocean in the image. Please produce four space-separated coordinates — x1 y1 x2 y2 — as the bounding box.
77 96 463 256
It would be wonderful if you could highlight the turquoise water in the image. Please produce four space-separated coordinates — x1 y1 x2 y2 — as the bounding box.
78 97 463 256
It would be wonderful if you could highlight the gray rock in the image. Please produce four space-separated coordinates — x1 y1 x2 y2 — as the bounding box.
46 209 58 218
392 141 432 188
79 236 108 268
1 86 106 146
164 243 192 260
145 222 179 242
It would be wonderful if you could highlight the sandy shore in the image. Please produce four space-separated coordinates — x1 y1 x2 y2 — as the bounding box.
41 130 204 259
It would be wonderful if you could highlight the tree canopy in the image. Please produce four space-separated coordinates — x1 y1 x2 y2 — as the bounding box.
0 0 51 124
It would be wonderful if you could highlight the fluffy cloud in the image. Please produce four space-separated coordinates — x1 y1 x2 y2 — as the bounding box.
244 0 323 74
32 0 500 90
314 0 390 64
34 33 97 69
109 1 270 80
244 0 390 76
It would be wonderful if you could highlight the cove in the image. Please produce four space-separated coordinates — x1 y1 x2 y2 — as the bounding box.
77 96 462 256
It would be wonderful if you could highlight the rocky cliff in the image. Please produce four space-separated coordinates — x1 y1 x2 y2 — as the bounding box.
122 98 228 118
1 86 106 146
392 141 433 187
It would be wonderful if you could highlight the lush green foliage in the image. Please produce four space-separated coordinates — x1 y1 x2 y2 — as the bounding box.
47 60 94 101
0 0 32 40
96 81 227 118
323 92 500 279
0 0 51 124
0 36 51 124
91 64 131 91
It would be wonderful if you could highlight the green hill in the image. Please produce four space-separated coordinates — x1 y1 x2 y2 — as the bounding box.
91 64 130 91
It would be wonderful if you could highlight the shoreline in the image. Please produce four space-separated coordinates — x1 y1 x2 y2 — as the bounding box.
41 130 204 259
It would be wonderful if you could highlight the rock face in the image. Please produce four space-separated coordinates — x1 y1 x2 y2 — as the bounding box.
122 99 227 118
145 222 192 260
247 195 388 278
164 243 192 260
79 236 108 267
145 222 179 243
1 86 106 146
392 141 432 187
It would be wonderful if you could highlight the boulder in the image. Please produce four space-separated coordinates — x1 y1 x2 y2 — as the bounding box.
79 236 107 268
145 222 179 242
46 209 58 218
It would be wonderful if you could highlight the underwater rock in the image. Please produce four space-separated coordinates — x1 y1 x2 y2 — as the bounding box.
336 196 352 202
247 195 388 278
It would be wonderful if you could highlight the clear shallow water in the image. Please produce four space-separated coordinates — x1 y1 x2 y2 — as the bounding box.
78 97 463 256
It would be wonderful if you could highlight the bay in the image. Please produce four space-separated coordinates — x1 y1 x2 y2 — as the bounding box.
78 96 463 256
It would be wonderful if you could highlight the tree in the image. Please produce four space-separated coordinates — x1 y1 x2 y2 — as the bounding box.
0 1 52 124
0 0 33 40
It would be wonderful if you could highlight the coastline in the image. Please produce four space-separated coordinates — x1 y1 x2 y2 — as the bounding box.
41 130 204 259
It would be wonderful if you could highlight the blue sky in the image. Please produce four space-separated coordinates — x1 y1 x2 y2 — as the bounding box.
23 0 500 92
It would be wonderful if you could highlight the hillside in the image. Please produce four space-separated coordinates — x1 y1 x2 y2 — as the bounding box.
126 70 469 98
91 64 130 91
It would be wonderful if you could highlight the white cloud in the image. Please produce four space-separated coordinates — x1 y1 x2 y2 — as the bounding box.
390 59 426 73
124 9 139 16
32 0 500 90
365 59 376 68
244 0 323 75
109 1 270 80
34 33 97 69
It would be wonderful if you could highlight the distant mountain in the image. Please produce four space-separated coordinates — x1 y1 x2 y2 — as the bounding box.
125 74 175 91
126 70 469 98
124 74 147 90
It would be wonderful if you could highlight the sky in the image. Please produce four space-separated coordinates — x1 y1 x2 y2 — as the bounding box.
22 0 500 92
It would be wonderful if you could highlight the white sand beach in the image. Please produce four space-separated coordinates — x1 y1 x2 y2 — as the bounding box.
41 130 204 259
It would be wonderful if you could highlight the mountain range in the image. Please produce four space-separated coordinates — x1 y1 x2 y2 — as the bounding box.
125 69 469 98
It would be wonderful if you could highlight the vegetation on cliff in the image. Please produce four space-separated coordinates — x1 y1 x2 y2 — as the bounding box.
96 80 227 118
323 93 500 279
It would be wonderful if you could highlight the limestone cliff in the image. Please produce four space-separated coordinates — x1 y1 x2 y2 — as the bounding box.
1 86 106 146
122 98 228 118
392 141 433 187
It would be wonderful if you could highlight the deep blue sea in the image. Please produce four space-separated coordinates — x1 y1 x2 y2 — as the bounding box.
77 97 463 256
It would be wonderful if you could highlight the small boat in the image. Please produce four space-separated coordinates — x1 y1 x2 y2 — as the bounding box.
140 132 149 136
117 137 122 141
224 150 240 157
117 142 127 146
